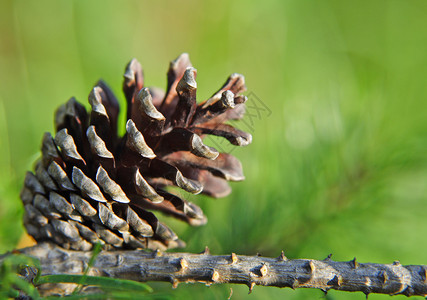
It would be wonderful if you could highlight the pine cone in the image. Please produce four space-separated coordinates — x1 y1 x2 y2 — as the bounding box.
21 53 251 251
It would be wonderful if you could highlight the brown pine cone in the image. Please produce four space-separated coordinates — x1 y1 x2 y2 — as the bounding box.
20 53 251 251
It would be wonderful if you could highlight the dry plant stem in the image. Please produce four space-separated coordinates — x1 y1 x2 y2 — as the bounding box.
11 242 427 297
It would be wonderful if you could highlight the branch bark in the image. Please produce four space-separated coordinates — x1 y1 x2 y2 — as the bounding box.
7 242 427 297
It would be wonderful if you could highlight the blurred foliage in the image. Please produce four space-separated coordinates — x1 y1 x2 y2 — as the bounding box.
0 254 41 299
1 0 427 299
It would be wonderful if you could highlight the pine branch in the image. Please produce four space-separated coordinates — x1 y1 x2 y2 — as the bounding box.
3 242 425 297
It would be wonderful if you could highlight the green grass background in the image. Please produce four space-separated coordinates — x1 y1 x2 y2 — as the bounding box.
1 0 427 299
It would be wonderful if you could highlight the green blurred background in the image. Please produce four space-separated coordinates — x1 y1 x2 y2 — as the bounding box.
1 0 427 299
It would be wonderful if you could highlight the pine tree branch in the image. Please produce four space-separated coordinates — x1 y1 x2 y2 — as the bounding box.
6 242 427 297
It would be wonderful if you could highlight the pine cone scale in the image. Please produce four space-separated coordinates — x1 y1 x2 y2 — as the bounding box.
172 67 198 128
47 161 76 191
161 53 192 116
133 168 164 203
95 166 130 204
70 194 97 217
135 88 166 136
